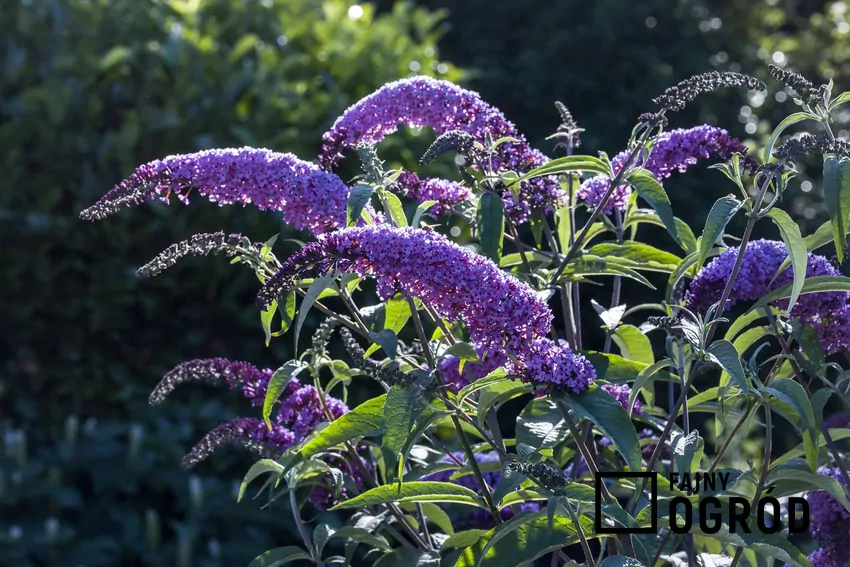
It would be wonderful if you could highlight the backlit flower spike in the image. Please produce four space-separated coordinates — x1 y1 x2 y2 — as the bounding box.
182 417 296 467
80 147 351 236
276 385 349 440
319 76 564 222
149 358 301 408
256 225 553 355
578 125 750 213
805 467 850 566
393 171 473 217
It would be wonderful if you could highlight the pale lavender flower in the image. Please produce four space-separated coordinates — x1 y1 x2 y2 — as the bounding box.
602 383 642 414
507 337 596 394
319 76 563 222
80 147 352 235
149 358 300 407
684 239 849 352
393 171 473 216
805 467 850 566
256 225 553 357
182 417 296 467
578 126 750 213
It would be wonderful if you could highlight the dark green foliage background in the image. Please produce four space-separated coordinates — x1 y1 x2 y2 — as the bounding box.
4 0 850 565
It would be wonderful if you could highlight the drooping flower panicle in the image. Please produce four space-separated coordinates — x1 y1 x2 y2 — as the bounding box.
507 337 596 394
393 171 473 216
277 385 349 441
805 467 850 566
578 125 750 213
768 64 826 107
181 417 296 468
81 147 353 235
136 232 244 278
319 76 563 222
257 225 552 355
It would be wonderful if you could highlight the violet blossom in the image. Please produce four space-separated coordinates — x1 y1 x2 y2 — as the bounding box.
506 337 596 394
684 239 850 353
438 347 507 393
182 417 296 467
578 125 750 213
803 467 850 566
80 147 353 235
319 76 563 222
602 383 643 414
393 171 473 216
277 385 349 441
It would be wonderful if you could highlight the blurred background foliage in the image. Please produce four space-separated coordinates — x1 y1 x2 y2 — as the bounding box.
5 0 850 565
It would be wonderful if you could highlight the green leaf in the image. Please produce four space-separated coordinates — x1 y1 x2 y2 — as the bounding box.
374 549 438 567
557 385 643 472
822 154 850 263
263 361 309 428
828 90 850 112
331 481 486 510
763 112 813 163
515 155 610 183
383 191 408 227
516 397 567 450
399 502 455 535
476 379 532 427
697 196 741 271
766 468 850 514
347 184 373 227
628 172 679 246
611 324 654 365
365 297 411 356
457 368 508 405
765 208 807 314
443 341 481 373
382 386 425 482
412 200 438 227
555 204 573 252
477 192 505 263
492 459 529 506
629 359 674 414
238 459 285 502
442 530 487 550
277 292 296 335
295 276 334 350
329 526 391 551
711 526 812 567
582 351 674 385
301 395 386 459
453 512 586 567
772 428 850 469
561 256 656 288
313 523 335 556
749 276 850 312
599 558 645 567
762 380 819 471
247 546 313 567
368 329 398 359
671 430 703 475
261 299 278 347
588 241 682 274
706 340 749 394
624 209 697 253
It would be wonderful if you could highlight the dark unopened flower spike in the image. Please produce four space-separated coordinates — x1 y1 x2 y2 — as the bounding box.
340 327 413 387
311 319 340 354
420 130 484 165
774 134 850 160
136 232 244 278
767 64 824 106
182 417 295 467
652 71 765 112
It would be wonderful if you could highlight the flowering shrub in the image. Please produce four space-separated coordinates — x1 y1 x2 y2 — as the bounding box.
83 67 850 566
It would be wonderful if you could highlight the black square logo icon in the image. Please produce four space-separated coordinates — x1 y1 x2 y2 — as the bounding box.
594 472 657 534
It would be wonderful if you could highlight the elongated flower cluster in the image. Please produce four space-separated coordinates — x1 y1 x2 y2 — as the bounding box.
804 467 850 566
652 71 765 112
136 232 244 278
684 239 850 352
553 101 581 150
258 225 552 354
774 134 850 161
424 451 539 529
507 337 596 394
420 130 486 166
81 147 352 235
182 417 295 467
438 347 507 393
602 383 642 414
578 125 750 213
768 64 826 107
277 385 348 441
319 76 563 222
393 171 473 216
340 327 413 387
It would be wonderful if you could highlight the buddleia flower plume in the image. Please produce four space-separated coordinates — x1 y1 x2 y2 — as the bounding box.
136 232 244 278
768 64 826 107
81 147 354 236
392 171 473 216
774 134 850 161
182 417 295 467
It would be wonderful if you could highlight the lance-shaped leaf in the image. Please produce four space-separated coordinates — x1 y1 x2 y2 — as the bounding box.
301 395 386 458
476 192 505 263
822 154 850 263
347 183 373 227
331 481 486 510
382 386 426 482
764 208 807 314
697 195 741 271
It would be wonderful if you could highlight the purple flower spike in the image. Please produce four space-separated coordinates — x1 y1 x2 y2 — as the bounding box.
507 337 596 394
182 417 295 467
684 239 850 352
438 347 507 393
81 147 353 235
150 358 301 408
319 76 563 222
578 125 750 214
257 225 553 356
277 386 349 441
393 171 473 216
602 383 642 414
805 467 850 566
